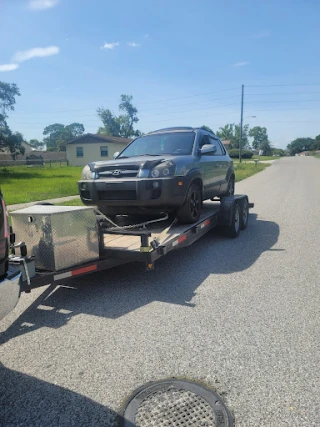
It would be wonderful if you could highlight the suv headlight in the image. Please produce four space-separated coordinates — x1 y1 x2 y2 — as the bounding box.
149 161 176 178
81 165 98 180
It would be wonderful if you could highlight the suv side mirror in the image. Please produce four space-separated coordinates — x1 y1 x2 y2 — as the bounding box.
200 144 217 155
113 151 120 159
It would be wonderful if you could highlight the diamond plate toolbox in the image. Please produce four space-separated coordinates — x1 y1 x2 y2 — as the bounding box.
11 205 99 271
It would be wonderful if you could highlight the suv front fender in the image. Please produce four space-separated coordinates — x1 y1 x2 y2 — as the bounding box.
181 169 203 197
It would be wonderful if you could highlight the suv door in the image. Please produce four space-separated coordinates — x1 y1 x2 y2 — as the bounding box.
198 134 221 197
209 137 230 193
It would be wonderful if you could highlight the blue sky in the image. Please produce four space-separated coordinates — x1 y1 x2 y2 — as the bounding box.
1 0 320 149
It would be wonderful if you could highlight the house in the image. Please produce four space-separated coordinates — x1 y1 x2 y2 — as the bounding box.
0 140 35 156
221 140 232 149
66 133 131 166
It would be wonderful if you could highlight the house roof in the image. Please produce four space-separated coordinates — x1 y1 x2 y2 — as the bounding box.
66 133 132 145
221 140 231 145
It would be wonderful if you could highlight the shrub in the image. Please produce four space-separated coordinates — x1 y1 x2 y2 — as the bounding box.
228 149 253 159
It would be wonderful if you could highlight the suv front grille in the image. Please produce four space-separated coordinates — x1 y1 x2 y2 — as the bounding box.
98 190 137 201
98 165 139 179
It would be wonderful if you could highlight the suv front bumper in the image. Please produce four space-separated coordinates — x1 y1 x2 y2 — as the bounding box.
79 176 191 208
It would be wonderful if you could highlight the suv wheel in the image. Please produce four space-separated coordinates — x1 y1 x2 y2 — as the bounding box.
221 176 235 198
177 183 202 224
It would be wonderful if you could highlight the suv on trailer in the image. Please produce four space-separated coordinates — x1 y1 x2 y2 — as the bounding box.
78 127 235 223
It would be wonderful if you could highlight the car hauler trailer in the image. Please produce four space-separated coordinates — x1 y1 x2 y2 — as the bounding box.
5 195 253 300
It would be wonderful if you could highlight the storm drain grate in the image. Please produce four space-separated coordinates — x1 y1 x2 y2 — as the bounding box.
120 379 234 427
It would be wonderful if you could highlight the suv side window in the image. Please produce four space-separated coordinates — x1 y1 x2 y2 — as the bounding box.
199 134 210 149
209 137 224 155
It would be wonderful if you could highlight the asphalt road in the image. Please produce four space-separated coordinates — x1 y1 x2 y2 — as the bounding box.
1 156 319 426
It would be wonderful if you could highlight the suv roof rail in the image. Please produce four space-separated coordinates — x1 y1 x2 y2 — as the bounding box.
149 127 195 134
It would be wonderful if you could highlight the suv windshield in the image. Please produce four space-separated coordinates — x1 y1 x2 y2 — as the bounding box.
119 132 195 158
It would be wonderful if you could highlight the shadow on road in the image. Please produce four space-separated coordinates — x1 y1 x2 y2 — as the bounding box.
0 363 131 427
0 213 280 343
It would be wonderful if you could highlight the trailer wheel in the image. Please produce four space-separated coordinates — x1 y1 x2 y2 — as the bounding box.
177 183 201 224
240 199 249 230
226 202 241 238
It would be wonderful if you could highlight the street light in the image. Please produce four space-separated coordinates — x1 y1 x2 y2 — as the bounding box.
239 115 256 163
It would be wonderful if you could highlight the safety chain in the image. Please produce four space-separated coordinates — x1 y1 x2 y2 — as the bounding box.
95 209 169 231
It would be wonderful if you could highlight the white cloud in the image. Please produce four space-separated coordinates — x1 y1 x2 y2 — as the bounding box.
101 42 119 50
28 0 59 10
13 46 60 62
128 42 140 47
232 61 249 67
0 63 19 72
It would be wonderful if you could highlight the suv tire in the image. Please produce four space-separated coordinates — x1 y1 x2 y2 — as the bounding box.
221 176 235 198
176 183 202 224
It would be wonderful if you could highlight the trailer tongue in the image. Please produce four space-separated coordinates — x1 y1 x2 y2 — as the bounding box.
9 195 253 294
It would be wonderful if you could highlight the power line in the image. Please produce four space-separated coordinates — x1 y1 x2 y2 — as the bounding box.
10 86 240 116
138 95 240 112
246 91 320 96
246 83 320 88
136 87 240 105
245 106 320 113
10 102 241 125
11 94 240 117
245 99 320 104
140 102 240 118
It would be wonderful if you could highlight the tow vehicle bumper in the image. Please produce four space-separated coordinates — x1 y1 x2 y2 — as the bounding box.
0 269 21 321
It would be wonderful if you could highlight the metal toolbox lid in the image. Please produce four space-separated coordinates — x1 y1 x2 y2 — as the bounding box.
11 205 96 215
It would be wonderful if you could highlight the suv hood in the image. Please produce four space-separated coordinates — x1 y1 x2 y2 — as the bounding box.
89 155 176 171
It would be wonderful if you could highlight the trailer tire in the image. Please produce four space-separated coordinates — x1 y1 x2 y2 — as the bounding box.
226 202 241 238
176 183 201 224
240 199 249 230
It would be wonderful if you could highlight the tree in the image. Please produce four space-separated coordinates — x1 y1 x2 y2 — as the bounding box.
259 140 273 156
216 123 250 149
248 126 269 150
215 123 234 142
286 138 314 156
200 125 214 133
312 135 320 151
97 95 140 138
43 122 85 151
0 81 25 158
29 139 45 150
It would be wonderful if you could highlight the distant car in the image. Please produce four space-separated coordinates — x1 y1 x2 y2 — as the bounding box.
78 127 235 223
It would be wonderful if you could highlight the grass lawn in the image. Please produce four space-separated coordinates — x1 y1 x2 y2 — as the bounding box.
314 155 320 159
234 162 270 182
0 164 82 205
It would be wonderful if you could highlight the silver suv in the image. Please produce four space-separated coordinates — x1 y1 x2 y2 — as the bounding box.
79 127 235 223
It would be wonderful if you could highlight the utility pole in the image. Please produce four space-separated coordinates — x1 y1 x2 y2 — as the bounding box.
239 84 244 163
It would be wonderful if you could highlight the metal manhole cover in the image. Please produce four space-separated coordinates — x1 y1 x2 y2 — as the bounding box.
120 379 234 427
